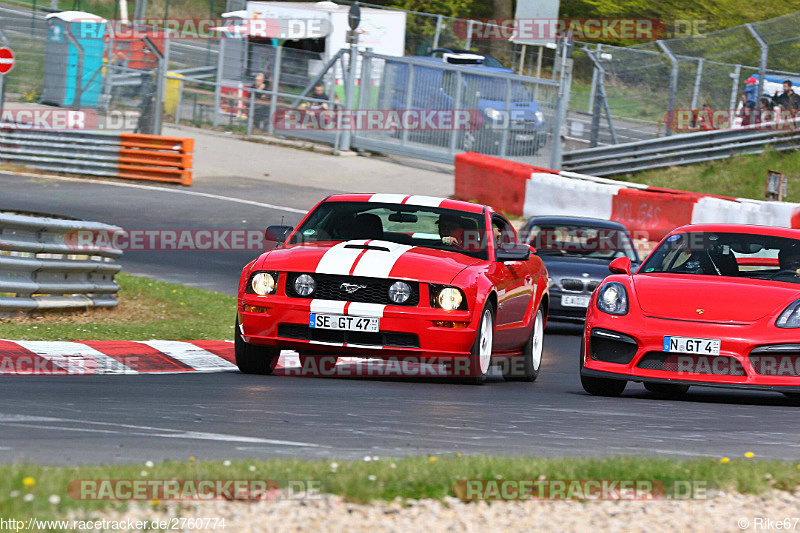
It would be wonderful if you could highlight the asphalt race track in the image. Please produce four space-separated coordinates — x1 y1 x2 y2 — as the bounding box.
2 171 800 465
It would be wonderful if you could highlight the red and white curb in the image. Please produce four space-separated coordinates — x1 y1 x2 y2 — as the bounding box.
0 340 462 377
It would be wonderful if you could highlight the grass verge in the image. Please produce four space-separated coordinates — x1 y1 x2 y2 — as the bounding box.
1 455 799 522
0 273 236 341
611 148 800 202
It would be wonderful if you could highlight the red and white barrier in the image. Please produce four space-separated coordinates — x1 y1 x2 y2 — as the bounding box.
455 152 800 243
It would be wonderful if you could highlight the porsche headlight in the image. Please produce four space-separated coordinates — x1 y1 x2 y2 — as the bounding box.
294 274 316 297
437 287 463 311
250 272 277 295
483 107 504 121
389 281 412 304
596 282 628 315
776 299 800 328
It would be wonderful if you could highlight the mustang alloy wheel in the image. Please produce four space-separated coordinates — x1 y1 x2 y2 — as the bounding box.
504 306 544 382
466 304 495 385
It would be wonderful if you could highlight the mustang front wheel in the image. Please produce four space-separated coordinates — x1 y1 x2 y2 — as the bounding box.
466 304 495 385
234 319 280 375
503 306 544 382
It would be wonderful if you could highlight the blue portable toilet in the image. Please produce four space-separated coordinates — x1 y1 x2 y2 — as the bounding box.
41 11 107 108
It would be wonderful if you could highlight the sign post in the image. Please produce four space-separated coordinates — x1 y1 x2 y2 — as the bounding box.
341 3 360 151
0 47 14 118
766 170 788 201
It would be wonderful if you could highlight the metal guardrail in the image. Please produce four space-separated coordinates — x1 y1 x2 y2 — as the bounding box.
562 118 800 176
0 212 122 314
0 126 194 185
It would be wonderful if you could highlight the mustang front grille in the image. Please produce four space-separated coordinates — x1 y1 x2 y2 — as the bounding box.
277 324 420 348
285 273 420 306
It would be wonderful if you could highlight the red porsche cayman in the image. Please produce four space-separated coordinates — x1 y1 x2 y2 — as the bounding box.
236 194 549 384
581 224 800 399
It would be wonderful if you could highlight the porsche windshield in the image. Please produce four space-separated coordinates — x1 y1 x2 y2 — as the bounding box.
289 201 489 260
640 231 800 284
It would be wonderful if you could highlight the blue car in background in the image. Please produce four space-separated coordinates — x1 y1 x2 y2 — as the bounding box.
384 49 548 155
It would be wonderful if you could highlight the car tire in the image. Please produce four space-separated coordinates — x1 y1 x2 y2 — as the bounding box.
644 382 690 396
503 306 544 382
782 392 800 401
579 339 627 396
465 304 495 385
234 319 280 375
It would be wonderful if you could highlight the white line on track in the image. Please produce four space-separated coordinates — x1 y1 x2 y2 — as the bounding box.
0 171 307 214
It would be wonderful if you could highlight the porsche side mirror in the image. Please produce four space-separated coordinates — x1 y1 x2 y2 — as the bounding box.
265 225 293 244
528 244 537 254
609 256 632 275
496 243 531 262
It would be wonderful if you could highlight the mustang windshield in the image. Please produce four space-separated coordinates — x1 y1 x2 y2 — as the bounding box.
289 202 489 260
525 224 638 261
641 231 800 284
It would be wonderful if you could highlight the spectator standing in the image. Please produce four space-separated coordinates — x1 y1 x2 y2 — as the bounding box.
773 80 800 111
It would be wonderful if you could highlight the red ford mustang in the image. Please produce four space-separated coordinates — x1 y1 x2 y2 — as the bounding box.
581 224 800 399
236 194 549 384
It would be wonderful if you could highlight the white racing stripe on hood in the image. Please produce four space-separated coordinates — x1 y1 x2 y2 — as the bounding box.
315 239 369 275
310 300 347 314
346 302 386 317
351 240 414 278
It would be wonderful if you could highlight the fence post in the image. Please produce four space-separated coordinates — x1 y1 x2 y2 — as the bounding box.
155 37 169 135
448 71 463 155
340 45 358 151
432 15 443 50
247 90 255 136
267 45 282 136
746 23 768 103
586 44 600 113
499 78 512 158
213 38 226 127
401 64 415 147
550 39 573 169
465 20 474 50
691 58 704 110
656 41 678 137
589 51 603 148
729 64 741 119
174 78 183 125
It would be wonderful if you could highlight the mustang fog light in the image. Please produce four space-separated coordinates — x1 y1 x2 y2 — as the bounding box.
596 282 628 315
389 281 412 304
294 274 316 297
432 320 469 328
777 299 800 328
437 287 463 311
250 272 277 295
243 304 269 313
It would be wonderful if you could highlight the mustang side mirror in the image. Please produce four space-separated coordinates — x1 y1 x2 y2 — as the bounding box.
609 256 632 275
496 243 531 262
265 225 293 244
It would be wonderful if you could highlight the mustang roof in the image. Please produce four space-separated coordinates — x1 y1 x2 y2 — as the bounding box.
670 224 800 239
323 194 486 214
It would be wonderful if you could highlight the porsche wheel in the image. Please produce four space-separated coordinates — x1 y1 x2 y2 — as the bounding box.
234 319 280 375
580 339 626 396
504 306 544 382
644 382 690 396
466 304 495 385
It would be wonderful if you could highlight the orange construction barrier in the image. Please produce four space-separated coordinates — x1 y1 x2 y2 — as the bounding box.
117 134 193 186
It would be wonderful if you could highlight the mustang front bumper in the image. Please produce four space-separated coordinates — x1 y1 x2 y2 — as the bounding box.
239 294 480 359
582 305 800 392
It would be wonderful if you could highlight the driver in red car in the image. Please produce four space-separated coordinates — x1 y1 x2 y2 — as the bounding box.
437 214 465 247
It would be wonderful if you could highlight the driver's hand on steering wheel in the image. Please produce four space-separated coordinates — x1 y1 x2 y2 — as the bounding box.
442 236 459 246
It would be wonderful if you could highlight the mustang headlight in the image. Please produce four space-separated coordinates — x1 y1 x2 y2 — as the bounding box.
596 282 628 315
483 107 504 121
776 299 800 328
249 272 277 295
437 287 463 311
389 281 412 304
294 274 316 297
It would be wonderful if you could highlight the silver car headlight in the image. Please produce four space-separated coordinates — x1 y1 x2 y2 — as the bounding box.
776 299 800 328
389 281 412 304
250 272 277 295
294 274 316 297
596 282 628 315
